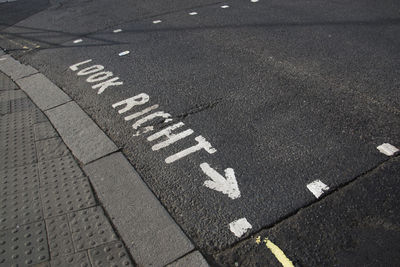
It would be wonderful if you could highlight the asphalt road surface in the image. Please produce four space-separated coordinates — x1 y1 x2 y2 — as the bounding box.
1 0 399 265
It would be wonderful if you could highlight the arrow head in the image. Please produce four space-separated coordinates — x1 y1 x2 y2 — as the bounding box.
200 163 241 199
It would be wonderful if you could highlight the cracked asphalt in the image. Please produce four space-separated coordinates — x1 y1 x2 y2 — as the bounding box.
1 0 400 265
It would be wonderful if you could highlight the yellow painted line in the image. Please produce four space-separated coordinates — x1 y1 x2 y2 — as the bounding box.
23 39 38 46
264 238 294 267
0 34 25 48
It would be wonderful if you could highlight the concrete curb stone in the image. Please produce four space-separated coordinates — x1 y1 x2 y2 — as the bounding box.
84 152 195 267
16 73 71 110
45 101 118 164
0 54 38 80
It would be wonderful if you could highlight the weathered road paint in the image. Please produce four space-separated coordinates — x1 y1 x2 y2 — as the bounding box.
112 93 150 114
147 122 194 151
307 180 329 198
229 218 252 237
125 105 159 121
200 163 241 199
377 143 399 156
73 39 83 44
256 236 294 267
69 59 123 94
165 136 216 163
69 59 92 71
70 60 249 237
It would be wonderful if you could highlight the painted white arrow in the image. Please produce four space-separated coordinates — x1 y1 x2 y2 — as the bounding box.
200 163 241 199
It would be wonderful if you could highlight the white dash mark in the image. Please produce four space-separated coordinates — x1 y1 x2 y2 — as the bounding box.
118 51 130 56
153 20 162 24
307 180 329 199
377 143 399 156
229 218 252 238
221 5 230 8
73 39 83 44
189 12 198 15
251 0 259 2
113 29 122 33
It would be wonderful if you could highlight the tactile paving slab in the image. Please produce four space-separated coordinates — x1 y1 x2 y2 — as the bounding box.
36 137 70 162
0 109 47 132
0 90 27 101
40 178 96 218
0 72 17 91
0 100 10 115
10 97 37 113
34 121 58 141
0 111 34 131
0 163 39 196
46 215 74 258
0 190 43 231
0 139 37 170
39 155 84 186
69 206 118 251
0 221 49 266
88 241 133 267
0 125 35 150
50 251 90 267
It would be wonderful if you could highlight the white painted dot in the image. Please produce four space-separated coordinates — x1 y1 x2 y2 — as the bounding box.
113 29 122 33
229 218 252 238
307 180 329 199
73 39 83 44
251 0 259 2
189 12 198 15
153 20 162 24
118 51 130 56
377 143 399 156
221 5 230 8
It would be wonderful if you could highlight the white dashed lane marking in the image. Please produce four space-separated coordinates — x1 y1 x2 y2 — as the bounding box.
153 20 162 24
377 143 399 156
118 51 130 56
229 218 252 238
73 39 83 44
189 12 198 16
307 180 329 199
221 5 230 8
113 29 122 33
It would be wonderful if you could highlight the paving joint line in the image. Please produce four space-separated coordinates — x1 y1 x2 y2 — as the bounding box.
42 99 73 112
83 150 122 166
13 69 39 81
86 182 138 266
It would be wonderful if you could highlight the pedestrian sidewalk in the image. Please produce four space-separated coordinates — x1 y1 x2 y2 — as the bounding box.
0 53 209 266
0 71 135 266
